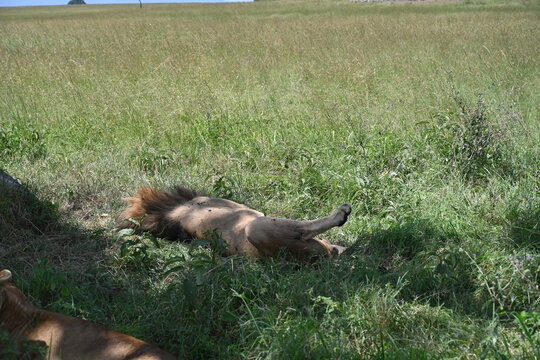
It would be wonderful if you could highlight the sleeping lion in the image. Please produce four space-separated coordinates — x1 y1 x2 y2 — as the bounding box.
118 186 351 260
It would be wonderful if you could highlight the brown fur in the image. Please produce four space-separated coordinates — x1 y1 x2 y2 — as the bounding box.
118 186 351 260
0 270 176 360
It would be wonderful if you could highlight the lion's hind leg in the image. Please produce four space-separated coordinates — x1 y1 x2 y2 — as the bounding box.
245 204 351 258
297 203 351 241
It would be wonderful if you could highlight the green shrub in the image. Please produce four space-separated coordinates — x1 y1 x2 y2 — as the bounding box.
0 124 46 160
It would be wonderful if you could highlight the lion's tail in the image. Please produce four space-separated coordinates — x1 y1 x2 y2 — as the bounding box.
117 186 199 240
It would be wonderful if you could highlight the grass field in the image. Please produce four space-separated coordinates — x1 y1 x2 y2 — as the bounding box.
1 0 539 358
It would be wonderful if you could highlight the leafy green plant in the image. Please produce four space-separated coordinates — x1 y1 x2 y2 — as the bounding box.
164 230 228 308
470 252 539 313
116 218 161 269
513 311 540 359
0 123 46 160
427 92 509 181
452 96 505 179
129 147 172 175
211 176 237 200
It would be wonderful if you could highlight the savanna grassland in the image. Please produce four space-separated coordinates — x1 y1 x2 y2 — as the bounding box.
0 0 539 358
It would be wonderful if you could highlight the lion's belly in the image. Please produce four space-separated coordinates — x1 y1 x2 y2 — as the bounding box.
167 198 263 257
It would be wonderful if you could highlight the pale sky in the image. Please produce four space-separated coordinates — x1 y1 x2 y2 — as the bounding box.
0 0 251 6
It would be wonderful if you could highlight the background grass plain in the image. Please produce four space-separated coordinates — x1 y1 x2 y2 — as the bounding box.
1 0 539 358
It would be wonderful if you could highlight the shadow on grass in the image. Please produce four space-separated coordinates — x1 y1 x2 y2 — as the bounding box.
0 170 59 235
334 218 479 313
0 170 105 280
0 170 112 307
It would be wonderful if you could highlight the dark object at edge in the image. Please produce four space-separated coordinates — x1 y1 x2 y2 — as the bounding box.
0 169 25 191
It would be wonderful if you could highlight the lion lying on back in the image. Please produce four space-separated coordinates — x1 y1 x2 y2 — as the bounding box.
118 186 351 260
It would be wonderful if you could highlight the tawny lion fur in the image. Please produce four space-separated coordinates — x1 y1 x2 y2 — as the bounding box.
0 269 175 360
118 186 351 259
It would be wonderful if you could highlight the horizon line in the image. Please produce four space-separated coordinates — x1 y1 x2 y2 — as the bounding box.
0 0 253 8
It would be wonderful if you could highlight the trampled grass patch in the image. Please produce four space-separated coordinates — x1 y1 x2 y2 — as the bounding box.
1 0 539 358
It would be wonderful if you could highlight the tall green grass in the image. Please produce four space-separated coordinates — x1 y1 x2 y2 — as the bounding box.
1 0 539 358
